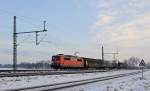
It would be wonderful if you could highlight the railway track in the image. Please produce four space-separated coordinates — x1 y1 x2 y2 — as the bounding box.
6 71 142 91
0 69 56 73
0 69 107 77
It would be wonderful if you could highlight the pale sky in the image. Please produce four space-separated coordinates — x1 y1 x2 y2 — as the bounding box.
0 0 150 64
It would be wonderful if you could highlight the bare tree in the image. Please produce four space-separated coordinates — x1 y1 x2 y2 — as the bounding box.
124 56 140 67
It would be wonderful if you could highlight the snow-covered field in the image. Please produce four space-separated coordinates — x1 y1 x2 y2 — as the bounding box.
0 70 141 91
59 69 150 91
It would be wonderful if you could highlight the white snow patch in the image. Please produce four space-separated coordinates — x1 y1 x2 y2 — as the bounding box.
61 69 150 91
0 70 142 90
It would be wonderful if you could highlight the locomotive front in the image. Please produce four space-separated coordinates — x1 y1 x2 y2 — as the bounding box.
51 55 61 69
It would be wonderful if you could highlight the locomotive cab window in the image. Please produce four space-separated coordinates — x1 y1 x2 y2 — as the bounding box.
77 59 82 61
64 57 70 60
52 56 60 61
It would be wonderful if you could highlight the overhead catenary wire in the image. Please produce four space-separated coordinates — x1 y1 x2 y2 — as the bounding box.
38 34 47 44
0 8 68 43
0 8 66 44
0 8 43 25
0 8 73 54
17 35 33 46
40 40 71 54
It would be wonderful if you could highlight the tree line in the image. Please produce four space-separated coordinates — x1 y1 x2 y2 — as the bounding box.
0 60 51 69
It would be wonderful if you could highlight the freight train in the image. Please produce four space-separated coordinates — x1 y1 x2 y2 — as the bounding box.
51 54 127 69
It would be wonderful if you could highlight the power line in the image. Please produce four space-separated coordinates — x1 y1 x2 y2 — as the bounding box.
38 34 47 45
41 40 71 53
17 35 32 46
0 8 71 45
0 8 43 27
0 8 43 22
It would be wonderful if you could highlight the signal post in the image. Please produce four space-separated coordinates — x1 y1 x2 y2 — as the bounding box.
139 59 146 79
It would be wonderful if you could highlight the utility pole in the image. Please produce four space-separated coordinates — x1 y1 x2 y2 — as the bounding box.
13 16 17 71
12 16 47 71
102 46 104 62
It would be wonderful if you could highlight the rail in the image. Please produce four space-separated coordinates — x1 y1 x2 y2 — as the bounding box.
0 69 107 77
6 71 143 91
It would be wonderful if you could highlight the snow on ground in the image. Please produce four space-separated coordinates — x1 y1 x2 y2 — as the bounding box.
59 69 150 91
0 70 139 90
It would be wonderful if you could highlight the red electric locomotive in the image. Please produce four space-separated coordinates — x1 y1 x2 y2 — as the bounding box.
51 54 84 69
